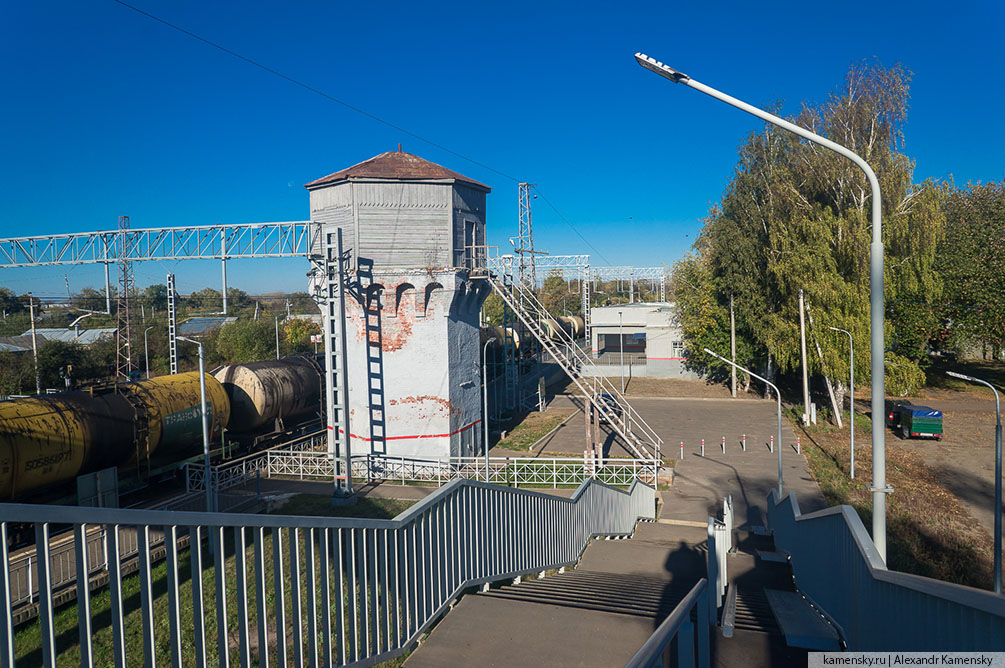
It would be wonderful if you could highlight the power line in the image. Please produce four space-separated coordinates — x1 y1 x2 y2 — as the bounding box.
530 187 612 266
110 1 611 267
111 0 520 185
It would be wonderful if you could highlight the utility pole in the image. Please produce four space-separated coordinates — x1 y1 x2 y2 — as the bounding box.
115 215 135 381
730 292 737 398
798 289 810 424
28 296 40 395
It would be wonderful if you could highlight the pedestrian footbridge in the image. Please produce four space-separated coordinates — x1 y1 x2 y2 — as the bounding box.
1 475 1003 667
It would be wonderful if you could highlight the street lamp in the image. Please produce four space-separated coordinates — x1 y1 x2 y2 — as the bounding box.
638 53 890 561
618 310 625 393
177 336 214 513
829 327 855 479
947 370 1001 594
705 348 783 498
144 326 155 380
482 337 497 482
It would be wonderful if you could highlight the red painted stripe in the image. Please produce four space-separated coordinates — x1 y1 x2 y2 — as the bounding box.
337 419 482 442
646 357 687 361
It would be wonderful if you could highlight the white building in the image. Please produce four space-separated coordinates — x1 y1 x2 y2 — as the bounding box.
587 303 698 379
306 150 491 459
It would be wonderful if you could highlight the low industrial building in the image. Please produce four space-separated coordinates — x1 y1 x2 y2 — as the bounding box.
587 303 698 379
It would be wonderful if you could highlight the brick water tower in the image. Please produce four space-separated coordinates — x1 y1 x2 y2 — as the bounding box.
306 150 491 459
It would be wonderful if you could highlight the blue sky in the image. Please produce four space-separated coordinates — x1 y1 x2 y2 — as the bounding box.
1 0 1002 297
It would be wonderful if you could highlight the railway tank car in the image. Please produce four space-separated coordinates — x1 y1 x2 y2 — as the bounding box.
213 357 322 431
0 372 229 499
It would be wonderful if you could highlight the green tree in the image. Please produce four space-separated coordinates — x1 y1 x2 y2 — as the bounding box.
143 284 168 310
283 318 321 353
288 292 317 314
675 59 945 395
72 287 110 312
482 292 504 326
0 288 25 315
539 269 571 315
938 181 1005 358
214 319 276 363
188 288 222 311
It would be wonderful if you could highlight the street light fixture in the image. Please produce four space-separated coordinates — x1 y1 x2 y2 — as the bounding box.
829 327 855 479
946 370 1001 594
482 337 497 482
638 53 890 562
177 335 214 513
144 326 155 380
705 348 784 498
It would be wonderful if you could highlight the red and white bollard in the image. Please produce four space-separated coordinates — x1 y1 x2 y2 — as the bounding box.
770 435 774 453
797 437 801 454
742 434 747 451
680 441 684 460
721 436 726 454
701 439 705 457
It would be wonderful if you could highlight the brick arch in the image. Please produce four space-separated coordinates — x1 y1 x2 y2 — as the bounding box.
395 283 416 315
419 281 444 317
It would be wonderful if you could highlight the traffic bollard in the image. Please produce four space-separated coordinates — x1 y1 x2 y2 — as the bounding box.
797 437 801 454
721 436 726 454
770 435 774 453
680 441 684 460
701 439 705 457
742 434 746 451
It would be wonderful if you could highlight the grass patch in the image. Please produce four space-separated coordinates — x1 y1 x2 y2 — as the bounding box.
495 409 575 452
924 358 1005 392
270 494 415 519
15 497 418 667
798 410 996 589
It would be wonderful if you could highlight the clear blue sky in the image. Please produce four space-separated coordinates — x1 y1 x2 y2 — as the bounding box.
1 0 1002 298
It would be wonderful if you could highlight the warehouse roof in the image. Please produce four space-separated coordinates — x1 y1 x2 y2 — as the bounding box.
304 150 490 191
178 317 237 336
20 328 116 345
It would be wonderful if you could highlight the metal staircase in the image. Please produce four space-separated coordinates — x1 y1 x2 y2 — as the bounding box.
484 254 663 460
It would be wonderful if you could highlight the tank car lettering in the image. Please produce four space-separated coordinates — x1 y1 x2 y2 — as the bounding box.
24 451 71 471
163 405 213 445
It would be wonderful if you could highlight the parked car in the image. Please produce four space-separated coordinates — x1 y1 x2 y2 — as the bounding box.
886 400 943 440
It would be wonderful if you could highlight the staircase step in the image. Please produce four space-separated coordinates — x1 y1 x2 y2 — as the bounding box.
764 589 842 650
756 549 790 563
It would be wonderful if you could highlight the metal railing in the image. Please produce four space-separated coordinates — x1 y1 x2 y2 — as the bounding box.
186 450 660 491
767 490 1005 650
589 352 648 367
0 478 655 667
184 431 327 493
623 579 710 668
481 249 663 460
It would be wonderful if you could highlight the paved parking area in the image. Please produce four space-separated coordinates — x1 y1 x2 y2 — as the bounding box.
538 395 827 525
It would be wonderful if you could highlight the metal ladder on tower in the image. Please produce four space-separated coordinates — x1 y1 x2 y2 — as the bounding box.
166 272 178 375
485 255 663 461
315 227 354 496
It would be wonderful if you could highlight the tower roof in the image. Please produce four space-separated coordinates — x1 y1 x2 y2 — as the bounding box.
304 150 490 191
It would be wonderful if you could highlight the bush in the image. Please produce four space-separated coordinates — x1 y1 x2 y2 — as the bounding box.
885 351 926 397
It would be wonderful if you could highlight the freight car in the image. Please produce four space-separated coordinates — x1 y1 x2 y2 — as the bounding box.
0 372 229 499
213 357 322 431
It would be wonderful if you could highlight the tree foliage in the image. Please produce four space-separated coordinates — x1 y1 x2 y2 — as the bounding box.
674 59 948 387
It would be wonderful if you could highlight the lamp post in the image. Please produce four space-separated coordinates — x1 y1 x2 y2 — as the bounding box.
482 337 496 482
144 326 154 380
638 54 889 562
829 327 855 479
947 370 1001 594
705 348 783 498
177 336 213 513
618 310 625 393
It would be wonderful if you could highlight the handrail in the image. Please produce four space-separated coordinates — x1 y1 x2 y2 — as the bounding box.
1 478 656 667
623 578 710 668
768 490 1005 650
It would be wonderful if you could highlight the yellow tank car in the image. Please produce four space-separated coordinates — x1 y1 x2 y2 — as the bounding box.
127 372 230 454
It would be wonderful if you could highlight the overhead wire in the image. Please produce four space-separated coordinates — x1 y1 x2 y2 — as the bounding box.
110 0 613 266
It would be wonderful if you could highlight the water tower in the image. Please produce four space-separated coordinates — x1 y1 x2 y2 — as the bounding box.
306 150 491 459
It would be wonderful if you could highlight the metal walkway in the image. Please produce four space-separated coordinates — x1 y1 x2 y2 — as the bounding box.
481 260 663 460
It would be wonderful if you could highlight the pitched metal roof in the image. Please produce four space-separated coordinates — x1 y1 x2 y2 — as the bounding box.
21 328 116 344
304 150 490 191
178 317 237 336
